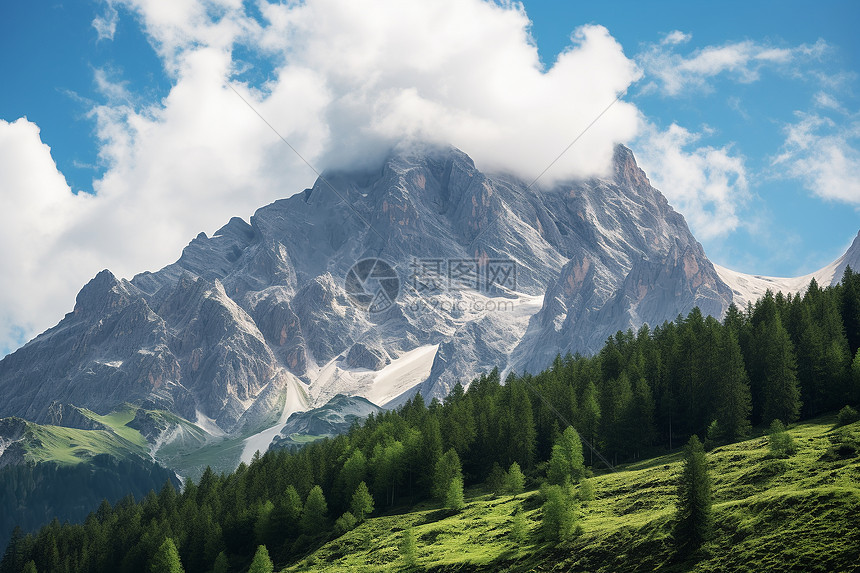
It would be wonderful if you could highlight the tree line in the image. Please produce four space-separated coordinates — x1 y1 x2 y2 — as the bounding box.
0 454 177 557
2 268 859 572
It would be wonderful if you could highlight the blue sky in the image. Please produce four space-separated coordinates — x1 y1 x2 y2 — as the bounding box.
523 0 860 275
0 0 858 354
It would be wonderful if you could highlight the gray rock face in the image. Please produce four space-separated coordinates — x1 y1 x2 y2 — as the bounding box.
270 394 383 448
0 418 28 469
346 342 390 370
0 143 736 438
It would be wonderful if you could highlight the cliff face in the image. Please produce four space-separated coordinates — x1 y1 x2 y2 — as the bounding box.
0 144 734 434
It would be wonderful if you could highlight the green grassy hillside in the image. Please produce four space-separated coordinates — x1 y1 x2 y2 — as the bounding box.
284 415 860 572
77 404 150 449
14 419 148 466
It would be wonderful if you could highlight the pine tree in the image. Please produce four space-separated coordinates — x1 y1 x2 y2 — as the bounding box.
723 303 746 334
577 479 595 502
674 436 712 551
300 485 329 535
0 526 25 573
546 427 585 486
418 415 444 493
600 338 624 382
248 545 273 573
713 330 752 442
443 397 476 455
371 440 406 506
837 405 859 426
334 512 357 535
399 527 417 568
851 349 860 405
629 376 656 456
22 562 37 573
509 507 528 543
504 380 537 469
600 372 633 461
792 303 826 416
505 462 525 495
150 538 185 573
841 266 860 355
762 315 802 424
445 476 465 511
212 551 229 573
269 485 302 540
578 380 601 466
540 484 577 543
690 317 723 437
350 481 374 522
768 419 796 456
818 290 852 409
433 449 463 501
486 462 507 495
823 338 851 409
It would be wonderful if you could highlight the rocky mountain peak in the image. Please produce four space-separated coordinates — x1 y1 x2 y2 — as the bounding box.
835 230 860 279
1 143 742 442
612 144 652 190
73 269 134 318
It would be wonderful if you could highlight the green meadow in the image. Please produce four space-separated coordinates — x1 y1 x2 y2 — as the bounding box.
284 415 860 572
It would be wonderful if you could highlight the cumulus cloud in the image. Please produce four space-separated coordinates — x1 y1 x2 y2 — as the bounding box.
0 0 643 353
634 123 749 239
0 120 98 351
773 111 860 204
117 0 641 179
639 34 827 96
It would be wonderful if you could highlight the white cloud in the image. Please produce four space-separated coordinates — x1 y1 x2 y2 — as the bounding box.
116 0 642 179
0 0 644 353
633 123 749 240
92 3 119 41
638 36 827 96
773 111 860 204
0 120 98 352
813 91 847 113
661 30 691 46
93 68 131 103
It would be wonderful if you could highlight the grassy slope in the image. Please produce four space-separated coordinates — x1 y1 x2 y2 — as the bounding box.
21 422 147 465
78 404 149 449
21 404 155 465
85 404 249 480
15 389 299 479
282 415 860 572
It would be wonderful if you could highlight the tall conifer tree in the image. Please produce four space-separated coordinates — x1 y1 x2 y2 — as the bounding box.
675 436 712 551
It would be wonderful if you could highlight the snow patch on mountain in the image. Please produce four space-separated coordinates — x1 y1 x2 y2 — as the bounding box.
194 410 226 438
240 375 309 463
714 231 860 307
309 344 440 408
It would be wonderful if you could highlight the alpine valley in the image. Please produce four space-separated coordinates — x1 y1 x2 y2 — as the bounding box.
1 143 858 483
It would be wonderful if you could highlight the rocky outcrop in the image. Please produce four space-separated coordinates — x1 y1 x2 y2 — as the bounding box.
270 394 382 448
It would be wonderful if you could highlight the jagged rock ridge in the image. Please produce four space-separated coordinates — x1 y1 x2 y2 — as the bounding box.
0 144 736 446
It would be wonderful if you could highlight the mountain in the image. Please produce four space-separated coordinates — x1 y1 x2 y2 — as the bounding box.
0 143 805 468
269 394 383 449
714 230 860 308
506 147 732 376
